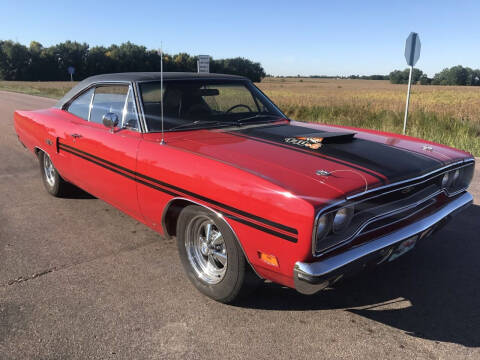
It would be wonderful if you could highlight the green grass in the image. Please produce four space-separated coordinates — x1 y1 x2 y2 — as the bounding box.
0 81 74 99
281 104 480 156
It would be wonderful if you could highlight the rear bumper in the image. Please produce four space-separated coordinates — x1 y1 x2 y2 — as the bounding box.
293 192 473 295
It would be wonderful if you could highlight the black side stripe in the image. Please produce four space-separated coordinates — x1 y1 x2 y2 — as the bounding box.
227 131 387 185
59 143 297 235
220 212 297 243
58 143 298 242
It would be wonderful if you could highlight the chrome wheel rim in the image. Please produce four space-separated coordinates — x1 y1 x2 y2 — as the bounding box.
43 154 56 187
185 215 227 284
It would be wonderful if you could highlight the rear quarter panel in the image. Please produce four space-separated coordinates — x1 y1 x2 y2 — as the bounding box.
14 108 75 182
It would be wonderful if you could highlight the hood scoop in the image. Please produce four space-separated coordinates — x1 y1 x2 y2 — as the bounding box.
284 131 356 149
294 132 355 143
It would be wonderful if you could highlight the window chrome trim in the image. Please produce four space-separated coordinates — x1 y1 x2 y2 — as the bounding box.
87 87 95 121
136 78 286 133
312 158 475 257
121 87 131 126
64 81 142 133
62 81 131 112
133 81 147 133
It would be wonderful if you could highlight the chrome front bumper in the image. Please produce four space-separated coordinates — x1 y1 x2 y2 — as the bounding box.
294 192 473 295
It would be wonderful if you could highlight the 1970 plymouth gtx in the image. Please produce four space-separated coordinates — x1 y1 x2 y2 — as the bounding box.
14 72 475 303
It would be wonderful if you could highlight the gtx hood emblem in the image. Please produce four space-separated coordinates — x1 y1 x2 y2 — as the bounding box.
316 169 331 176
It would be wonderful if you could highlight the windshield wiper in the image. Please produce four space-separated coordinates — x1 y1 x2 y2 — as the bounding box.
167 114 280 132
168 120 220 131
236 114 280 123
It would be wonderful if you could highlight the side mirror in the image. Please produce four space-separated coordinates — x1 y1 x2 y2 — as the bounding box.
102 112 119 132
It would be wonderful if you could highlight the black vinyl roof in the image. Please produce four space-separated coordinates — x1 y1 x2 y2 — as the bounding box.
55 72 248 109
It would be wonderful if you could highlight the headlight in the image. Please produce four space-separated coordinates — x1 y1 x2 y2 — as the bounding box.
315 214 331 242
332 206 354 233
441 172 450 188
451 165 474 192
441 164 475 195
452 169 460 186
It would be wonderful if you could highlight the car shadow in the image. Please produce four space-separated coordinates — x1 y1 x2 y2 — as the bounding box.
236 204 480 347
62 183 96 199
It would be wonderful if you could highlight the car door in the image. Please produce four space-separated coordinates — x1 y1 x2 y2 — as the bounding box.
65 83 143 220
55 87 95 183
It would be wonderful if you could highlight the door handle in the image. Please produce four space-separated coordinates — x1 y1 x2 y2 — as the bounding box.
70 133 82 138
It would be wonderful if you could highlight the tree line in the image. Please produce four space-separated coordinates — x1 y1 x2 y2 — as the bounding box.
0 40 266 82
271 66 480 85
389 65 480 85
271 74 389 80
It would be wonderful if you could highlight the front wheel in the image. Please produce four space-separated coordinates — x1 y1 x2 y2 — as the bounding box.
176 205 257 303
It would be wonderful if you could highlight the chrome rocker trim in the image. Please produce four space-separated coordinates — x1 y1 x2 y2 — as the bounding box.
294 192 473 295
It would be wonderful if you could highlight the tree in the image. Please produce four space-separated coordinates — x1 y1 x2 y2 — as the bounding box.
211 57 266 82
50 41 89 80
0 40 30 80
418 74 431 85
389 68 424 84
0 39 267 82
432 65 475 85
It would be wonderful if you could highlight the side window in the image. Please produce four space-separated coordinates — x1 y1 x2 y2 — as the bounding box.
67 88 94 120
90 85 129 124
122 88 139 130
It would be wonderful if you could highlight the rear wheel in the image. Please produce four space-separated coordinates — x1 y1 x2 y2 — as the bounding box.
176 205 258 303
38 151 70 197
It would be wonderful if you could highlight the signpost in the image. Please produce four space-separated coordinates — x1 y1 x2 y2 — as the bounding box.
67 66 75 82
197 55 210 73
403 32 421 135
67 66 75 81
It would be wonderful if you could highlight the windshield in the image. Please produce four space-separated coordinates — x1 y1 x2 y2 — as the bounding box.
139 80 284 132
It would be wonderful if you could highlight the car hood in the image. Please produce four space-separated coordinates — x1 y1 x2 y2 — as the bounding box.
163 120 471 204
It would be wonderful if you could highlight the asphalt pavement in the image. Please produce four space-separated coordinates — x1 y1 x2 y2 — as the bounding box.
1 90 479 359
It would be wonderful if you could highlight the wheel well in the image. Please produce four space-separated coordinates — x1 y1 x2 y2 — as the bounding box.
34 147 42 157
162 199 196 237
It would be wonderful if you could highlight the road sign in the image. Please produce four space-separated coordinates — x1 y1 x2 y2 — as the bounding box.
67 66 75 82
403 32 421 135
405 32 421 67
197 55 210 73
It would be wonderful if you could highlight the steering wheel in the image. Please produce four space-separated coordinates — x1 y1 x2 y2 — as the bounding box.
225 104 253 113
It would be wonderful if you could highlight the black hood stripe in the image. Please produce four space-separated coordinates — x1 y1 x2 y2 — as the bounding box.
229 124 444 184
228 131 387 185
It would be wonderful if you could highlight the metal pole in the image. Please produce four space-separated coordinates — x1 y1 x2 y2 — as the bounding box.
160 46 165 145
403 65 413 135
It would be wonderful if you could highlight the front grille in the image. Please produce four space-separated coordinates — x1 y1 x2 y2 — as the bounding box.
315 178 443 254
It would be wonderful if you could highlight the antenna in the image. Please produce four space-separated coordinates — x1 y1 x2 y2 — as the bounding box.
159 45 165 145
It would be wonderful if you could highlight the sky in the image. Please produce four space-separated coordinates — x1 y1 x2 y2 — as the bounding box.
1 0 479 77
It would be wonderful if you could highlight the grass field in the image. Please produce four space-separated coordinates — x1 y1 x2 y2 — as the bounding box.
257 78 480 156
0 81 75 99
1 78 479 155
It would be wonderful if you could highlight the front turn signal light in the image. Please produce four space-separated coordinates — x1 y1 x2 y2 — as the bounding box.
258 252 279 267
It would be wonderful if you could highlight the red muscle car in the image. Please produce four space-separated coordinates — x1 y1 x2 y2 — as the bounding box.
14 72 475 303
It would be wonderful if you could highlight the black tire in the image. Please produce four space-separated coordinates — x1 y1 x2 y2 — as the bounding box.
176 205 259 303
38 151 70 197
